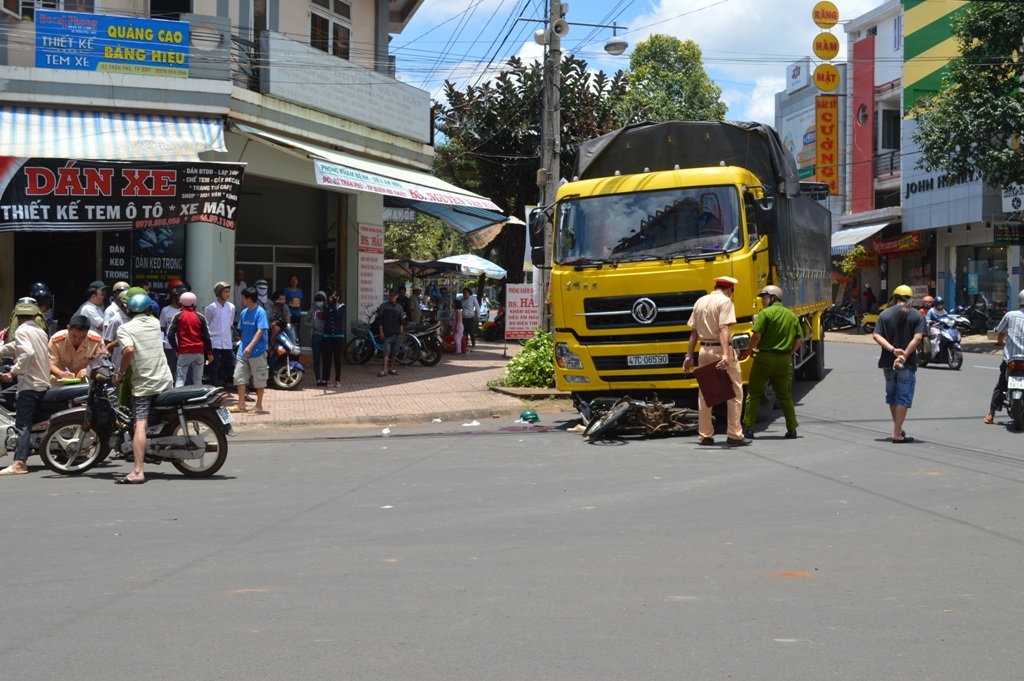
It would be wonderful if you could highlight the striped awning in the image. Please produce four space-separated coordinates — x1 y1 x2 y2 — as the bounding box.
0 107 226 162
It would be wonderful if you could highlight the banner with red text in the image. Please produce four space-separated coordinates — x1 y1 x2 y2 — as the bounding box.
0 157 244 231
505 284 540 340
814 95 839 195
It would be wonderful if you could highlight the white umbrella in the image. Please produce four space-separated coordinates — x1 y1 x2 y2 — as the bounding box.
438 254 507 279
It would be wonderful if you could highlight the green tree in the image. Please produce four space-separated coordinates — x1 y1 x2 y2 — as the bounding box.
911 3 1024 187
385 214 467 262
614 34 727 125
434 55 626 221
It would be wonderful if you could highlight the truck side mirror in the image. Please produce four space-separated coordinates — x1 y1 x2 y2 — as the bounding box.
754 196 776 234
529 208 548 267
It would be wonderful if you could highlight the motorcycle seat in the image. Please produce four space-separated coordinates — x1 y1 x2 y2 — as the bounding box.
153 385 219 408
41 384 90 403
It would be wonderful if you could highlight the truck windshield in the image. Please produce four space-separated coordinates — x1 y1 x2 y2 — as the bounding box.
555 186 744 264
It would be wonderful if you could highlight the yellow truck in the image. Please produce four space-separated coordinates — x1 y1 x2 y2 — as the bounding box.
532 121 832 422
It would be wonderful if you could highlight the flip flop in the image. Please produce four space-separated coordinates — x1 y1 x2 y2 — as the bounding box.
377 372 386 377
388 370 398 375
983 414 994 424
0 465 28 476
228 406 247 414
891 436 914 444
114 476 146 484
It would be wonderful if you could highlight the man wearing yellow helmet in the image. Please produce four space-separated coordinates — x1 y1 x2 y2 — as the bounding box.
871 284 927 443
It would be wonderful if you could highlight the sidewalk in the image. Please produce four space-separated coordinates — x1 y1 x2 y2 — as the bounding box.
229 329 1003 432
228 341 568 432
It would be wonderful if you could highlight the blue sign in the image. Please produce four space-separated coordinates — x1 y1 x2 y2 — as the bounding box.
35 11 189 78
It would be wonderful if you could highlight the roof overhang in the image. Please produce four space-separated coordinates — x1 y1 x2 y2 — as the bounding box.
831 221 890 255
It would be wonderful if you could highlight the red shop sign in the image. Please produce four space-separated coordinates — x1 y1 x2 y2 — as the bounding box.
872 231 921 254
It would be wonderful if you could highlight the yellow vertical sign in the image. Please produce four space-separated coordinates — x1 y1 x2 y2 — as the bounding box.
815 95 840 195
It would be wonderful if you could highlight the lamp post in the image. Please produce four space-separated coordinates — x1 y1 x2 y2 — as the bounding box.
523 3 628 330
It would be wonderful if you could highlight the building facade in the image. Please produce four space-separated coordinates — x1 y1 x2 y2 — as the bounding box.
0 0 500 329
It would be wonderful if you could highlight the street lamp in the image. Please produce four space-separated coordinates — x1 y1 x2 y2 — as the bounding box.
521 2 628 330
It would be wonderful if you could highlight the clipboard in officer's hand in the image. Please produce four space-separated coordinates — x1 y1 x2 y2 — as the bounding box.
692 361 736 407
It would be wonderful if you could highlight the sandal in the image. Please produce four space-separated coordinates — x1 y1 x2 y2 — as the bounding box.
983 414 994 424
388 370 398 375
377 372 386 377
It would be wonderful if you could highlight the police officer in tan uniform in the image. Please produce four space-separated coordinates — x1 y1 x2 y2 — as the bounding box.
682 275 751 446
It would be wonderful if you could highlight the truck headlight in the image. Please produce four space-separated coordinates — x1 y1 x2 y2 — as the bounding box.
555 343 584 370
564 375 590 384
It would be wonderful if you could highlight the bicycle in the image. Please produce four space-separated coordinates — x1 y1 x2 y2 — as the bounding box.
344 323 421 366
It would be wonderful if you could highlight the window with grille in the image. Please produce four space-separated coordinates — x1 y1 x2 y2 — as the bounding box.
310 0 351 61
893 15 903 51
16 0 94 20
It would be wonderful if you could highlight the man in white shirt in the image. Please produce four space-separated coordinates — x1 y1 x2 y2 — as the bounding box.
0 302 52 476
102 281 130 332
205 281 236 386
461 287 480 348
75 280 108 334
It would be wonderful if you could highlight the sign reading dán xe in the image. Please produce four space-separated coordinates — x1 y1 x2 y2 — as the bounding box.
35 11 190 78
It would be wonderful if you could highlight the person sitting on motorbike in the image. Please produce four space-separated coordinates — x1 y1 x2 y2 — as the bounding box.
925 296 951 359
919 295 934 317
268 290 290 342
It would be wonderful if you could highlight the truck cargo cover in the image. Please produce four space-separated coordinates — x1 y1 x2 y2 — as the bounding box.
573 121 802 198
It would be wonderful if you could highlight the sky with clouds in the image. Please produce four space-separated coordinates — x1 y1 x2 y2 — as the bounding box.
391 0 887 124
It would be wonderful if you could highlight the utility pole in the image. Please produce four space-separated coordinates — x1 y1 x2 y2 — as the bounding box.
538 0 564 331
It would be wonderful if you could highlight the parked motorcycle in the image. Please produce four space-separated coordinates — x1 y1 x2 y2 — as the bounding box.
916 317 963 370
860 303 886 334
1003 354 1024 431
822 301 862 332
480 307 506 341
268 322 304 390
406 321 442 366
37 356 233 477
1 372 90 459
951 303 989 336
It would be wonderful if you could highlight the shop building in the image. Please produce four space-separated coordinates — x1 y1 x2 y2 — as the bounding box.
0 1 504 328
827 0 1018 318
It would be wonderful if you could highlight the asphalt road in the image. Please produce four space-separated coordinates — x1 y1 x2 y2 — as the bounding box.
3 342 1023 680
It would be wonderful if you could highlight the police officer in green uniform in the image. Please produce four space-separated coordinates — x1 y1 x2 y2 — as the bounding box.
742 285 802 439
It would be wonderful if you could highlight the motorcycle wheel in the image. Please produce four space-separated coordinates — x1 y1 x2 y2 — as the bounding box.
916 345 929 367
947 347 963 371
583 398 631 441
345 337 373 365
272 362 304 390
38 416 110 475
417 338 442 366
164 413 228 478
862 322 875 334
1013 400 1024 432
396 334 420 366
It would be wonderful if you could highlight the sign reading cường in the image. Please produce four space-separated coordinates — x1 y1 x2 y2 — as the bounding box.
35 11 190 78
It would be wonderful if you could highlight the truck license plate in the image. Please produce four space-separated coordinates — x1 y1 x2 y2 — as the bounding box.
216 407 234 425
627 353 669 367
1008 376 1024 390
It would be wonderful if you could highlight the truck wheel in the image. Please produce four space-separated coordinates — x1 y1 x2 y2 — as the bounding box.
802 337 825 381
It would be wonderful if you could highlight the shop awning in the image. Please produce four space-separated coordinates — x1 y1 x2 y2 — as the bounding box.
0 107 226 161
233 124 508 233
831 221 890 255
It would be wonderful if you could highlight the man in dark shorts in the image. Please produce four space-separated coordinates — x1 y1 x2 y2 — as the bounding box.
377 288 406 377
112 292 174 484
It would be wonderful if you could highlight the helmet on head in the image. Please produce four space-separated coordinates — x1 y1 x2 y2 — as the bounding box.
14 301 41 318
168 278 184 290
112 281 130 295
179 292 198 308
170 283 189 297
16 296 37 306
893 285 913 298
933 296 943 305
520 409 540 423
125 286 146 299
117 289 131 303
921 295 934 305
255 279 269 290
30 282 52 305
214 281 231 296
126 293 153 316
759 285 783 301
1018 289 1024 306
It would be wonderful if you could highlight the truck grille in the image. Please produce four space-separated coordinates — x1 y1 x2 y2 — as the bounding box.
581 291 704 330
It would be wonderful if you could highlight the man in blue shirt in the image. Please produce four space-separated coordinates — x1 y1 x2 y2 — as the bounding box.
986 289 1024 424
232 286 269 415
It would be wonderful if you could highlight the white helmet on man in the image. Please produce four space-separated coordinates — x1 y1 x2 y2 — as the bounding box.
759 285 783 302
1018 289 1024 307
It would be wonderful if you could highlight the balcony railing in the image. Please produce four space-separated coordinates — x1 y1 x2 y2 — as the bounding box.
875 151 900 178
